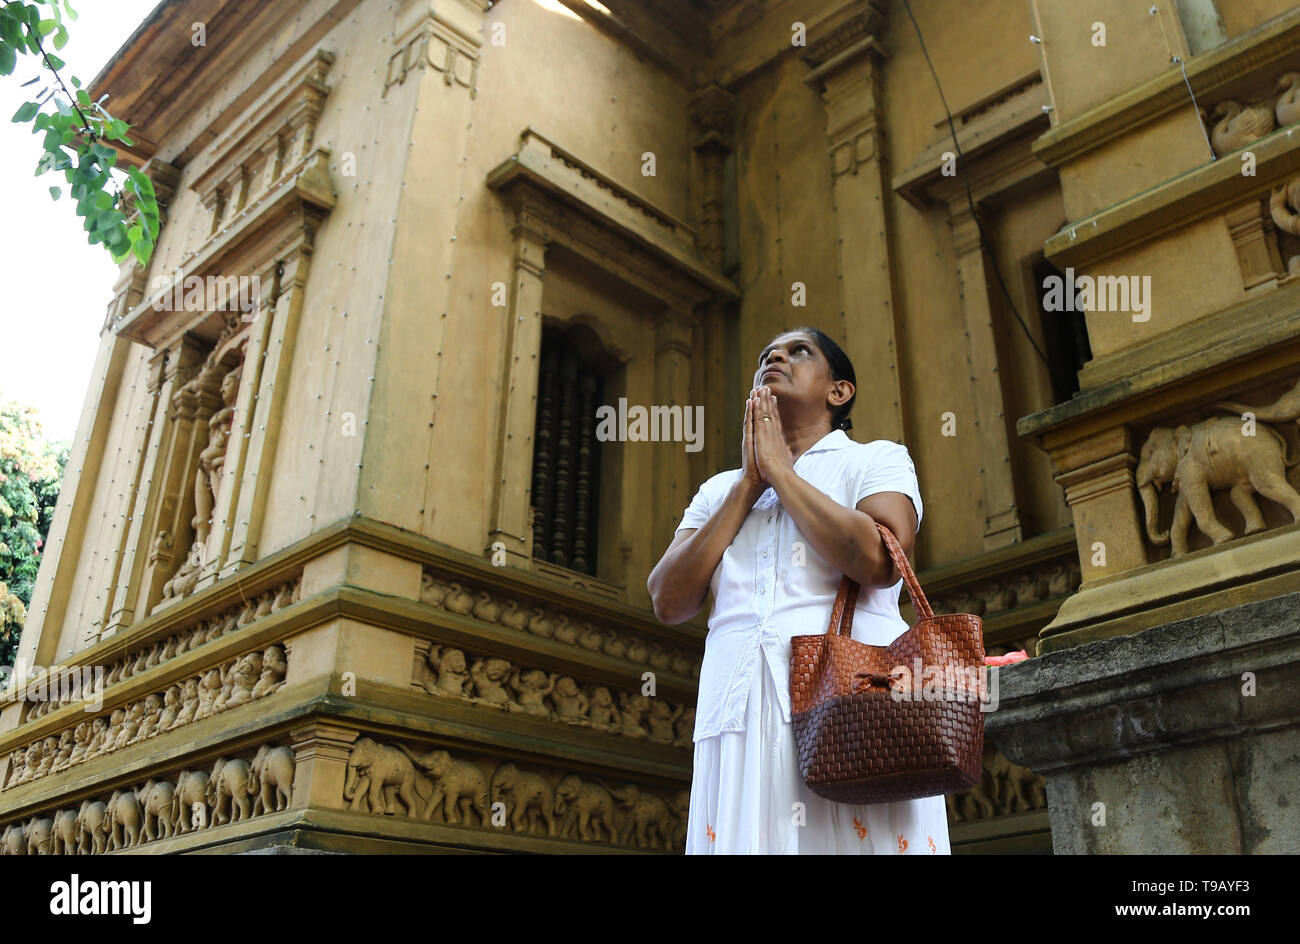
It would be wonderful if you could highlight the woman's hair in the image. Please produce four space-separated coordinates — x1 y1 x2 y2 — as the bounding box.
786 325 857 432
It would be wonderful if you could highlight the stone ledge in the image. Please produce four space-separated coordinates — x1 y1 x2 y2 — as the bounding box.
987 588 1300 766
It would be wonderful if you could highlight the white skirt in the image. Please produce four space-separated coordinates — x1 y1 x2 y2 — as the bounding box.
685 644 953 854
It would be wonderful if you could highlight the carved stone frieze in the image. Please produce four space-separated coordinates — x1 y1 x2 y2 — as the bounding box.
0 742 295 854
4 640 288 792
342 735 685 851
944 743 1047 824
13 574 301 727
413 640 693 748
419 570 702 680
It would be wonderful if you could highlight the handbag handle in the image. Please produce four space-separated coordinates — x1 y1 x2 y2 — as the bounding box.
828 521 934 637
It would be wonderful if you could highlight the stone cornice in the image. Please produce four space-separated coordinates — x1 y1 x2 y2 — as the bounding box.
486 127 738 307
799 0 889 73
893 72 1050 210
1042 124 1300 271
1016 278 1300 445
1033 6 1300 169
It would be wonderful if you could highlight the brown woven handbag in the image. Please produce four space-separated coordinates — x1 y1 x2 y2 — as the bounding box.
789 521 985 804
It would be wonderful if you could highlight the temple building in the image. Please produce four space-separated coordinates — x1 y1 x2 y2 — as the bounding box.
2 0 1298 854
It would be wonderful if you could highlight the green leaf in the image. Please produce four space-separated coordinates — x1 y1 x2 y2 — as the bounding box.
48 185 60 199
0 43 16 76
53 24 67 50
69 75 79 88
75 89 89 109
37 18 56 36
12 101 39 122
45 53 64 71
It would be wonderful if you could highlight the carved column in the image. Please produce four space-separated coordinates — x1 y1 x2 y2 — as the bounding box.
689 83 736 484
134 335 206 621
222 235 318 579
488 193 551 566
653 309 696 558
802 1 906 446
950 206 1026 548
1047 426 1149 587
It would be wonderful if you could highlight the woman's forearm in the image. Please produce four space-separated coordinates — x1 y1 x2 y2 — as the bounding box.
767 466 890 588
648 478 764 624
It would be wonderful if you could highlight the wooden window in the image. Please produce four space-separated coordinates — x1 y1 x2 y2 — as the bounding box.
530 327 605 577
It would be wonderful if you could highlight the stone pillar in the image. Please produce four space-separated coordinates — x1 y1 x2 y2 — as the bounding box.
1047 426 1149 591
652 309 695 556
290 722 360 811
487 194 551 566
987 590 1300 853
689 83 735 483
801 1 906 447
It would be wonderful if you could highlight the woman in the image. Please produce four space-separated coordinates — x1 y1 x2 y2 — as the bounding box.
647 326 950 854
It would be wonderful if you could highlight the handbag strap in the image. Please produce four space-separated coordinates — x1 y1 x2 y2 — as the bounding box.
828 521 934 637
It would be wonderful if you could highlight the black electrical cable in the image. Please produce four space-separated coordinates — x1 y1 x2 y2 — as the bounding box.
900 0 1052 371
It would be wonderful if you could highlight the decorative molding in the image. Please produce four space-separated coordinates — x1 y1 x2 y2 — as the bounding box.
411 638 693 749
418 571 701 681
385 9 482 96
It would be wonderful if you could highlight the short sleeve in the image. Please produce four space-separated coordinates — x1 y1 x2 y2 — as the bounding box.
676 477 714 533
854 442 923 534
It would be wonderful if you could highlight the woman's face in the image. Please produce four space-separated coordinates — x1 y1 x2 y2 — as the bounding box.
753 331 849 424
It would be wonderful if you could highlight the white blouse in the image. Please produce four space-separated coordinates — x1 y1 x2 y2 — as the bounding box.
675 429 924 743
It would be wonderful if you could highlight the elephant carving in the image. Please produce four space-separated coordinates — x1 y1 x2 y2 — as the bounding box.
396 745 490 825
137 779 176 842
343 736 423 817
75 799 108 854
490 762 556 837
610 784 675 850
207 757 252 826
25 816 53 855
171 769 210 834
106 789 142 851
1136 416 1300 557
249 745 296 816
554 774 617 843
2 823 26 855
51 809 78 855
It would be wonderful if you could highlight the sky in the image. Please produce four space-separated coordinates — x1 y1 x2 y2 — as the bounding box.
0 0 163 444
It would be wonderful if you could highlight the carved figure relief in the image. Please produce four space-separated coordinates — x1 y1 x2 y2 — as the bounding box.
161 346 245 604
412 638 693 748
1136 411 1300 557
